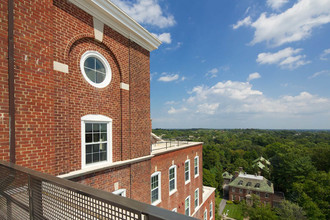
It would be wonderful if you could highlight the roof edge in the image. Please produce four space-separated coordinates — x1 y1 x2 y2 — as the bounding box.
68 0 162 51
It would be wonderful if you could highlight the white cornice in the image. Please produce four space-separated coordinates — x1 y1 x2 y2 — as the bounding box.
68 0 162 51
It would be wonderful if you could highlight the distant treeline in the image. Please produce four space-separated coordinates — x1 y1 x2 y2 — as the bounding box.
153 129 330 220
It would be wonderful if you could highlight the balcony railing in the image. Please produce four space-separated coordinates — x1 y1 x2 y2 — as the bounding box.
0 160 196 220
151 140 202 152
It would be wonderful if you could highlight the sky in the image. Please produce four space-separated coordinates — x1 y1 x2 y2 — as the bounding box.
112 0 330 129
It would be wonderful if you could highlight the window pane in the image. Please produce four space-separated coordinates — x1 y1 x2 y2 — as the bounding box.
96 72 105 83
86 154 92 164
185 162 189 171
84 57 95 69
185 172 189 181
85 123 92 132
86 145 92 153
100 143 107 151
93 133 100 142
95 59 105 73
93 124 100 132
85 134 93 143
101 124 107 132
93 144 99 153
84 68 96 82
170 180 174 191
93 153 99 162
101 132 107 141
100 152 107 161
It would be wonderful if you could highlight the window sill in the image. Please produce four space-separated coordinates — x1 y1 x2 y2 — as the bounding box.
169 189 177 196
185 180 191 185
151 200 161 206
194 174 199 178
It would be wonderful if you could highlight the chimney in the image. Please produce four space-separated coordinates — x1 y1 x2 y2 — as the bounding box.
258 171 261 176
239 167 243 173
234 171 239 178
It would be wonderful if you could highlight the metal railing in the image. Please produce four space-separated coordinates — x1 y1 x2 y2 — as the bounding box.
151 140 191 152
0 160 196 220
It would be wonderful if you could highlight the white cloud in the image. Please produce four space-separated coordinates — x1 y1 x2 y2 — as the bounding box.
152 33 171 44
205 68 219 78
232 16 252 29
165 42 182 50
111 0 175 28
197 103 219 115
168 106 187 114
158 73 179 82
235 0 330 46
257 47 310 69
309 70 330 79
169 80 330 117
267 0 289 10
247 72 261 81
320 48 330 60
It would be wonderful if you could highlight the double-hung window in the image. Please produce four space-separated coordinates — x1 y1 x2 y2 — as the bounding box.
185 196 190 216
81 115 112 168
204 209 208 220
194 188 199 210
185 160 190 184
194 156 199 177
210 202 213 219
151 172 161 205
169 165 177 195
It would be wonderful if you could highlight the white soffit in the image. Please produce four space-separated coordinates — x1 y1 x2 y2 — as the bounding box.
69 0 162 51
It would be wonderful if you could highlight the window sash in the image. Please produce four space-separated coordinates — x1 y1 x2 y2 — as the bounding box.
185 161 190 182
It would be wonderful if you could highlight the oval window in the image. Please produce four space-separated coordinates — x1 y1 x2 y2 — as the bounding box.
80 51 111 88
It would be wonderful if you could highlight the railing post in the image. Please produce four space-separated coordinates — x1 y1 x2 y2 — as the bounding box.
28 176 43 220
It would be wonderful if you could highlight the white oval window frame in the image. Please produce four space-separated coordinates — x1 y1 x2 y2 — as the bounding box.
80 51 112 88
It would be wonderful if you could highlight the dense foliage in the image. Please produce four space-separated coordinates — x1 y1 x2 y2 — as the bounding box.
153 129 330 220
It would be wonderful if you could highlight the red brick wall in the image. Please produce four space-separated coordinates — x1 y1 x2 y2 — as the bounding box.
0 0 152 175
194 190 215 220
151 144 204 215
229 186 274 207
0 0 10 162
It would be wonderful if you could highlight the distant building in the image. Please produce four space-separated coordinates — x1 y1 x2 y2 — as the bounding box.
222 171 233 184
252 156 271 173
228 172 283 207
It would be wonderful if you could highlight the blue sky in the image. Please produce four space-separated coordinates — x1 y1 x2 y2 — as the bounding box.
112 0 330 129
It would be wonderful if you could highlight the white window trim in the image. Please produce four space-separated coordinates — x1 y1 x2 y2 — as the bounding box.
112 189 126 197
172 208 177 212
151 171 161 206
194 156 199 178
185 159 191 185
185 196 191 216
204 209 208 220
81 114 112 169
169 165 177 196
194 188 199 211
210 202 213 219
80 50 112 88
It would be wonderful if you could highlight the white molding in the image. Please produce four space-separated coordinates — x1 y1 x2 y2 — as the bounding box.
69 0 161 51
185 159 190 185
93 17 104 42
194 156 199 178
120 82 129 90
53 61 68 73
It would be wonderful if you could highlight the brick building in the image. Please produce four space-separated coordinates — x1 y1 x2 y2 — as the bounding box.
0 0 214 219
228 172 282 207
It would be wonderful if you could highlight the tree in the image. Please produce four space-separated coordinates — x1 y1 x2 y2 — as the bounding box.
275 200 306 220
241 195 277 220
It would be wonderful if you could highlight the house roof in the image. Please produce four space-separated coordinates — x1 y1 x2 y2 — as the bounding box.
69 0 162 51
253 156 271 165
228 173 274 194
222 171 233 179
